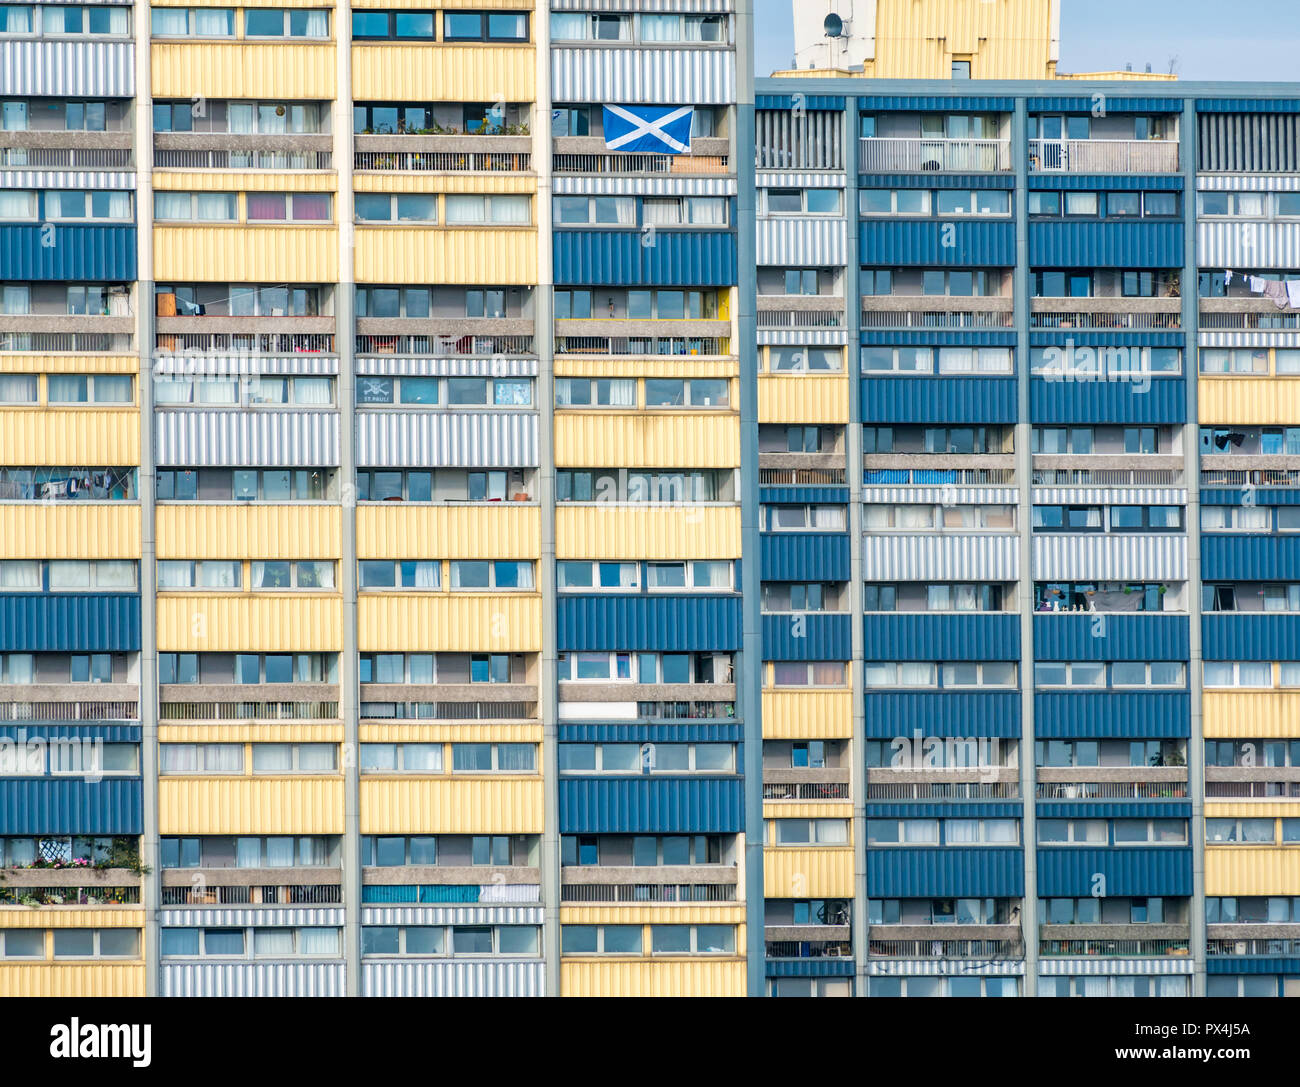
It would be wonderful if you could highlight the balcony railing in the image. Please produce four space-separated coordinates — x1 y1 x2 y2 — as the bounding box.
0 885 140 906
767 940 853 959
560 883 737 904
155 332 334 356
1041 939 1190 957
156 149 332 170
555 336 730 357
638 701 736 722
356 334 535 356
1202 468 1300 488
760 467 847 486
860 307 1015 330
1036 782 1189 800
859 137 1012 173
756 309 846 329
553 152 729 175
1032 468 1184 487
355 149 531 172
0 332 133 353
869 939 1016 958
1205 781 1300 799
763 782 851 801
865 781 1020 800
159 702 339 722
1029 139 1179 174
359 701 532 722
864 468 1016 487
0 146 132 169
161 884 342 906
1208 939 1300 956
0 701 139 722
1029 309 1182 331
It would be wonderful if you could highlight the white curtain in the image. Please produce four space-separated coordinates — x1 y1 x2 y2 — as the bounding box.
693 561 730 589
0 191 36 219
235 838 261 867
293 377 333 406
549 12 586 40
640 14 681 41
49 562 91 589
298 928 340 956
946 820 978 843
5 654 33 684
1 6 32 32
414 563 440 590
197 377 238 404
157 562 192 589
161 746 197 774
0 285 27 314
297 744 335 772
513 563 536 590
194 9 231 36
606 380 636 406
642 199 682 225
227 103 255 134
0 561 39 589
300 11 327 37
151 8 187 35
254 930 294 957
153 377 193 404
901 662 936 687
445 195 485 224
200 562 239 589
407 655 435 684
687 198 726 225
196 192 234 222
491 195 530 224
154 192 191 221
95 561 136 589
0 374 34 402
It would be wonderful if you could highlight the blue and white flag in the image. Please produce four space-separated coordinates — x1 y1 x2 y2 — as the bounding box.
602 104 694 154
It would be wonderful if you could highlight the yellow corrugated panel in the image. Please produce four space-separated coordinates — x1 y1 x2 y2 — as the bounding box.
152 43 336 99
559 906 744 925
353 227 536 285
156 594 343 651
554 358 737 379
869 0 1055 79
155 0 335 6
1204 691 1300 738
352 45 535 101
357 504 539 560
0 354 137 374
763 802 853 821
358 594 541 651
152 172 337 193
0 410 139 465
159 724 343 744
764 847 854 898
0 963 145 998
762 689 853 739
159 778 344 834
360 778 543 833
360 723 541 743
1205 847 1300 896
554 413 739 469
355 0 535 8
0 505 139 560
1205 804 1298 820
354 175 535 195
555 506 741 560
0 910 144 930
758 375 849 425
1198 377 1300 425
157 504 341 561
154 226 338 283
560 959 745 997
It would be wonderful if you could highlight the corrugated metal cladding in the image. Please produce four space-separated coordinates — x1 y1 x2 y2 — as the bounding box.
862 486 1017 506
161 909 344 929
1198 221 1300 268
758 329 847 347
1028 221 1184 268
0 725 138 743
551 47 735 106
858 220 1016 266
866 802 1022 819
0 594 140 652
355 357 537 378
762 612 851 661
0 170 136 191
756 110 845 171
862 692 1021 738
552 176 737 197
1198 173 1300 192
361 907 542 927
0 41 133 97
558 777 744 834
1034 614 1190 661
1033 487 1187 507
155 410 340 469
1199 111 1300 172
866 848 1024 899
362 961 545 998
1202 487 1300 506
155 355 340 377
1036 848 1193 898
1042 959 1193 977
766 959 855 978
559 722 743 743
760 532 851 582
755 95 845 111
355 411 538 469
553 230 737 287
553 0 734 12
1202 534 1300 581
1028 174 1184 191
1029 378 1187 425
1207 958 1300 976
856 95 1016 112
859 173 1014 190
757 169 847 190
1030 333 1184 352
861 533 1020 582
1027 96 1184 113
0 225 136 281
557 594 742 651
756 218 847 266
1034 693 1191 739
1197 98 1300 112
867 961 1022 978
761 486 849 505
860 329 1016 347
1202 614 1300 660
1031 534 1188 582
862 613 1021 661
160 962 346 998
1038 801 1192 820
860 376 1018 424
1199 330 1300 348
0 780 142 836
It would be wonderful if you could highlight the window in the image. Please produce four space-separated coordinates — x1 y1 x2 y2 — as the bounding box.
251 743 337 773
771 662 845 688
160 744 244 775
150 8 235 36
46 374 132 404
556 561 639 592
250 561 334 590
48 560 136 590
773 819 848 846
355 193 437 223
154 191 237 222
769 346 841 373
1199 349 1269 375
444 11 528 42
446 194 530 225
247 192 330 222
555 378 637 408
1203 661 1275 688
764 504 847 531
861 346 933 374
867 819 941 846
448 561 535 590
243 9 328 37
44 190 130 221
863 662 938 688
644 378 730 408
859 189 931 217
764 188 841 216
1033 662 1106 688
351 10 434 40
157 560 241 590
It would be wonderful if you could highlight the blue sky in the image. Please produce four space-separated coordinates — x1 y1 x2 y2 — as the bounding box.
755 0 1300 81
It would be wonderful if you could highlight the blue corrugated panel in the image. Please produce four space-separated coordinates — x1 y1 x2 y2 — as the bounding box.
760 532 851 581
1036 847 1192 897
860 329 1018 346
762 612 851 661
556 595 741 652
866 847 1024 898
765 959 856 977
0 725 139 742
0 779 142 835
1029 331 1184 348
1202 534 1300 581
419 885 481 903
1202 488 1300 507
553 229 736 287
1029 377 1186 424
558 723 743 744
1027 174 1184 191
1033 614 1189 661
1029 220 1184 267
558 777 744 833
863 614 1021 661
1035 693 1190 738
0 594 141 652
0 224 136 281
859 173 1014 190
361 886 419 903
859 219 1016 266
863 692 1021 738
857 95 1016 111
1202 614 1300 660
860 376 1018 424
1207 958 1300 975
756 94 845 110
1027 96 1184 112
760 486 850 505
865 802 1023 819
1196 98 1300 113
1037 802 1192 819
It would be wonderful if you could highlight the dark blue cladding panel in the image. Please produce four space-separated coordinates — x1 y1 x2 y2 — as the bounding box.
756 94 846 110
1035 693 1190 738
0 725 139 742
1207 958 1300 975
860 376 1018 424
1030 377 1186 424
558 723 743 744
1036 848 1193 897
0 224 136 281
0 779 142 835
558 777 744 833
859 219 1016 266
863 614 1020 661
557 595 741 652
863 692 1021 738
1202 534 1300 581
553 229 736 286
866 802 1022 819
1028 174 1184 191
859 173 1014 190
1027 96 1184 112
867 847 1024 898
760 486 849 505
1038 802 1191 819
1202 614 1300 660
760 532 851 581
1029 220 1184 267
857 95 1017 111
762 612 851 661
0 594 141 652
1033 614 1190 661
765 959 856 977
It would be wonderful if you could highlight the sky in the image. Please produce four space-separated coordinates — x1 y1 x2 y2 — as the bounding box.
755 0 1300 81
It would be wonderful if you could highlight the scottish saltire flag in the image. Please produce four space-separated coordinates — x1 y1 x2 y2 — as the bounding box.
602 104 694 154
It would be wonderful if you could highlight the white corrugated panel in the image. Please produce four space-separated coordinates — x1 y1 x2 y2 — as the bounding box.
756 217 847 266
154 409 341 467
552 0 733 10
865 960 1023 976
0 41 134 97
551 47 735 106
356 411 539 469
355 357 538 377
1198 221 1300 269
1198 174 1300 192
1031 533 1188 581
1032 488 1187 506
1038 959 1193 976
756 171 847 190
361 906 543 926
161 908 345 928
551 175 737 197
0 170 135 190
862 487 1018 506
757 329 847 346
1199 331 1300 348
478 883 541 903
361 959 545 997
152 355 339 376
161 961 347 997
861 534 1020 581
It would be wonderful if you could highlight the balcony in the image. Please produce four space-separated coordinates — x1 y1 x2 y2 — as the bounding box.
861 295 1014 330
561 865 738 898
1199 297 1300 331
863 454 1016 489
1028 139 1179 174
1031 461 1184 488
763 768 851 802
356 333 534 357
0 699 139 723
561 883 737 903
158 701 340 722
554 334 731 358
1201 467 1300 488
553 136 729 176
1208 936 1300 956
868 938 1016 959
864 778 1021 800
355 133 531 173
160 869 342 906
359 700 534 722
1040 936 1191 957
0 313 135 353
154 132 333 171
155 318 335 357
767 939 853 960
1035 777 1189 801
1204 767 1300 799
0 130 133 170
758 467 847 486
1029 297 1183 331
757 295 846 331
0 868 141 907
859 137 1011 174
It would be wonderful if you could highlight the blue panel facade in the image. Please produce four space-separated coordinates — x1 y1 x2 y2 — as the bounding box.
1036 848 1193 897
866 847 1025 898
1201 614 1300 660
863 614 1021 661
553 230 737 286
0 594 141 652
1201 534 1300 581
1028 220 1184 267
556 595 742 651
557 777 744 834
760 532 852 581
0 779 143 836
858 219 1017 266
1029 377 1187 424
860 376 1019 424
0 224 137 281
1034 693 1191 738
762 613 852 661
558 723 743 744
1033 614 1190 661
863 692 1022 738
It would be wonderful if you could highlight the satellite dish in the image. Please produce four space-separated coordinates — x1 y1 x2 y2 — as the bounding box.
824 13 845 38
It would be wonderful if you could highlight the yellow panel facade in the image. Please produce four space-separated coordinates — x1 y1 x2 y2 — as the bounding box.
1206 847 1300 896
154 226 339 284
159 778 344 834
560 960 746 998
358 594 541 652
555 358 737 380
0 354 137 374
763 802 853 821
357 504 540 560
360 778 543 833
0 505 140 560
159 723 344 744
151 43 336 99
762 689 853 739
1204 691 1300 738
554 413 739 469
763 847 854 898
0 910 145 930
156 594 343 652
353 228 536 285
864 0 1057 79
157 504 342 561
152 172 337 193
556 506 741 560
559 906 744 926
1198 377 1300 425
0 410 139 465
360 723 541 743
354 174 535 195
758 375 849 425
0 963 145 998
351 45 535 101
